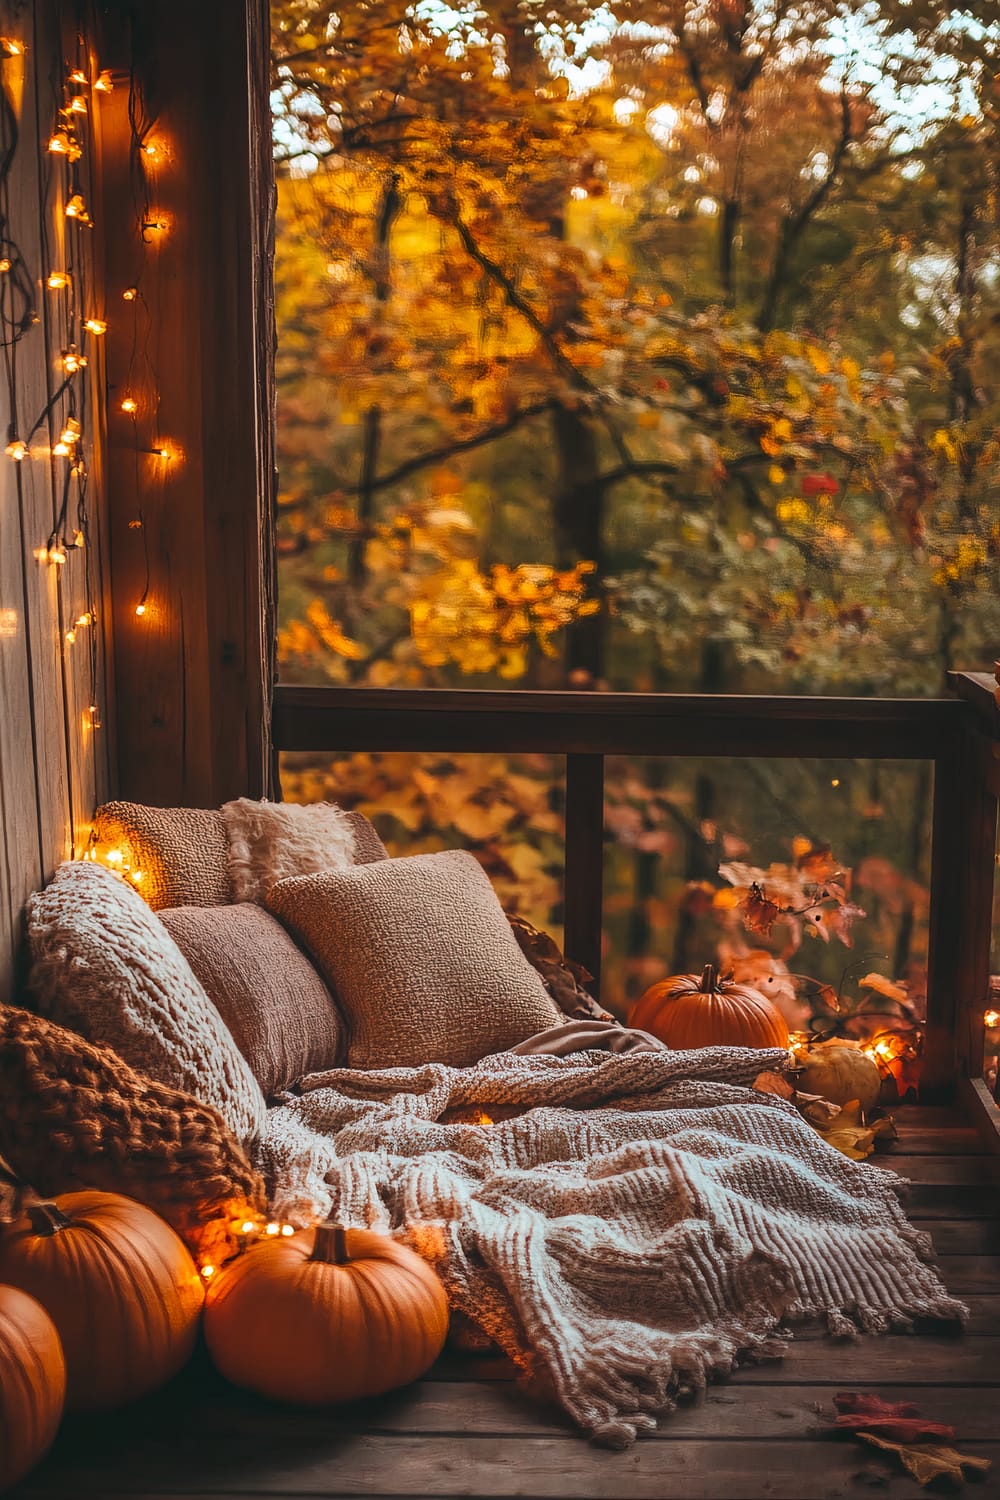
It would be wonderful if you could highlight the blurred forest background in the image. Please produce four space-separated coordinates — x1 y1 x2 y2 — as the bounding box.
270 0 1000 1016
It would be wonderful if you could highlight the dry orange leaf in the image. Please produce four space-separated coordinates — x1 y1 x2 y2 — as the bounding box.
859 1433 991 1489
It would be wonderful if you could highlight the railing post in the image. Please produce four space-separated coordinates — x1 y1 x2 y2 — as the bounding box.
564 753 605 997
924 728 998 1099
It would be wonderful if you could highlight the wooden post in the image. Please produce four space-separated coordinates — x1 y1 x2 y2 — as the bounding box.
924 727 998 1099
564 753 605 995
97 0 275 806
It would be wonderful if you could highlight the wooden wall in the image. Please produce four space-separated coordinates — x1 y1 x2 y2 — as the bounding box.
0 1 114 998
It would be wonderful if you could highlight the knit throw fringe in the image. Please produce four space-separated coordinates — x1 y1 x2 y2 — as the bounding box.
257 1045 967 1447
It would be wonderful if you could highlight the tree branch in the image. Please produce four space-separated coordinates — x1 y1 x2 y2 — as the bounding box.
758 90 854 332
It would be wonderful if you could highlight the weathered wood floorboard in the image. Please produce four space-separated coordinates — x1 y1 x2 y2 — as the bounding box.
14 1105 1000 1500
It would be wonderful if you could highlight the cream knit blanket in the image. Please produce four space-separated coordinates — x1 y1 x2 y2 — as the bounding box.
258 1046 966 1446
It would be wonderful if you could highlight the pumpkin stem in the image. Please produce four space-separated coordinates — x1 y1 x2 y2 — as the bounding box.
699 963 719 994
26 1202 73 1237
311 1222 351 1265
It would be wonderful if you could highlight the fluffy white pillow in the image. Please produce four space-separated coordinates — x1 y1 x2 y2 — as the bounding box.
26 861 266 1145
221 798 357 904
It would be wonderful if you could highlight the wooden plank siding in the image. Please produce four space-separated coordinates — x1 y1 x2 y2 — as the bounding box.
0 1 112 999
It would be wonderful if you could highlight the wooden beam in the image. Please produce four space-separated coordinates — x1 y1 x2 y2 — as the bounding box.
273 685 967 760
99 0 275 806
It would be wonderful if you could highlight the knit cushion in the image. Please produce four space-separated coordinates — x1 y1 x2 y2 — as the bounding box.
0 1003 265 1264
159 905 344 1097
266 850 564 1070
347 810 390 865
26 861 267 1144
221 798 358 903
91 801 230 911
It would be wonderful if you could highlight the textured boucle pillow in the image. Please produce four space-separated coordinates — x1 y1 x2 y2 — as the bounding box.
266 850 564 1069
91 800 230 911
26 861 267 1144
0 1003 265 1263
221 797 358 903
159 904 344 1097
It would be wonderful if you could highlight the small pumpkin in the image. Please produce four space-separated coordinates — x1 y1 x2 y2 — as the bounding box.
0 1191 204 1411
205 1222 449 1404
795 1039 881 1113
0 1285 66 1491
631 963 791 1051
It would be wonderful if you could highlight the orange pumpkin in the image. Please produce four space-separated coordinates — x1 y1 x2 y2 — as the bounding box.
0 1285 65 1491
205 1222 449 1404
631 963 791 1051
0 1191 204 1411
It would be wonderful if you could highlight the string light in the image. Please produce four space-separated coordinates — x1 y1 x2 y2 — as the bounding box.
122 285 137 301
0 257 11 273
83 316 106 336
200 1264 216 1280
265 1223 281 1237
59 418 81 445
986 1010 1000 1028
68 69 87 86
87 704 101 729
134 601 146 616
67 95 87 115
95 71 113 94
64 194 92 225
53 439 72 457
48 130 81 161
47 270 70 289
5 438 27 461
0 37 24 57
64 627 76 644
61 346 87 373
120 395 137 414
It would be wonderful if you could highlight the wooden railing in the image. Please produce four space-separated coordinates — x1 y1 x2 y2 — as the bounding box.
273 672 1000 1099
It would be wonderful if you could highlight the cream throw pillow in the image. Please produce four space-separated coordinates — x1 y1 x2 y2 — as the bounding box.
266 850 564 1070
26 861 267 1144
221 798 357 904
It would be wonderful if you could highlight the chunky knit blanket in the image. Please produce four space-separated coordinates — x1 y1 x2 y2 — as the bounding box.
258 1046 966 1446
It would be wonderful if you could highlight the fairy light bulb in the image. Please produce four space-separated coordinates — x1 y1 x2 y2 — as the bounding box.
75 611 93 627
241 1220 255 1235
64 194 91 224
122 285 137 301
88 704 101 729
64 627 76 644
53 440 71 457
0 37 24 56
120 395 137 414
83 317 106 336
62 346 87 373
95 70 113 93
201 1264 216 1280
69 68 87 85
48 545 67 565
0 258 11 274
47 271 70 289
265 1222 280 1237
48 130 81 160
5 438 27 461
67 95 87 114
134 602 146 617
59 418 81 445
105 848 123 867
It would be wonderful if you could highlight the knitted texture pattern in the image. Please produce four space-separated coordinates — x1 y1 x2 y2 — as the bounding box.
0 1004 265 1264
221 798 356 904
26 861 267 1145
257 1045 966 1447
92 802 230 910
266 850 564 1069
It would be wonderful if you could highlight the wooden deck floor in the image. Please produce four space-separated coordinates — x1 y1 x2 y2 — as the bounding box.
14 1104 1000 1500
